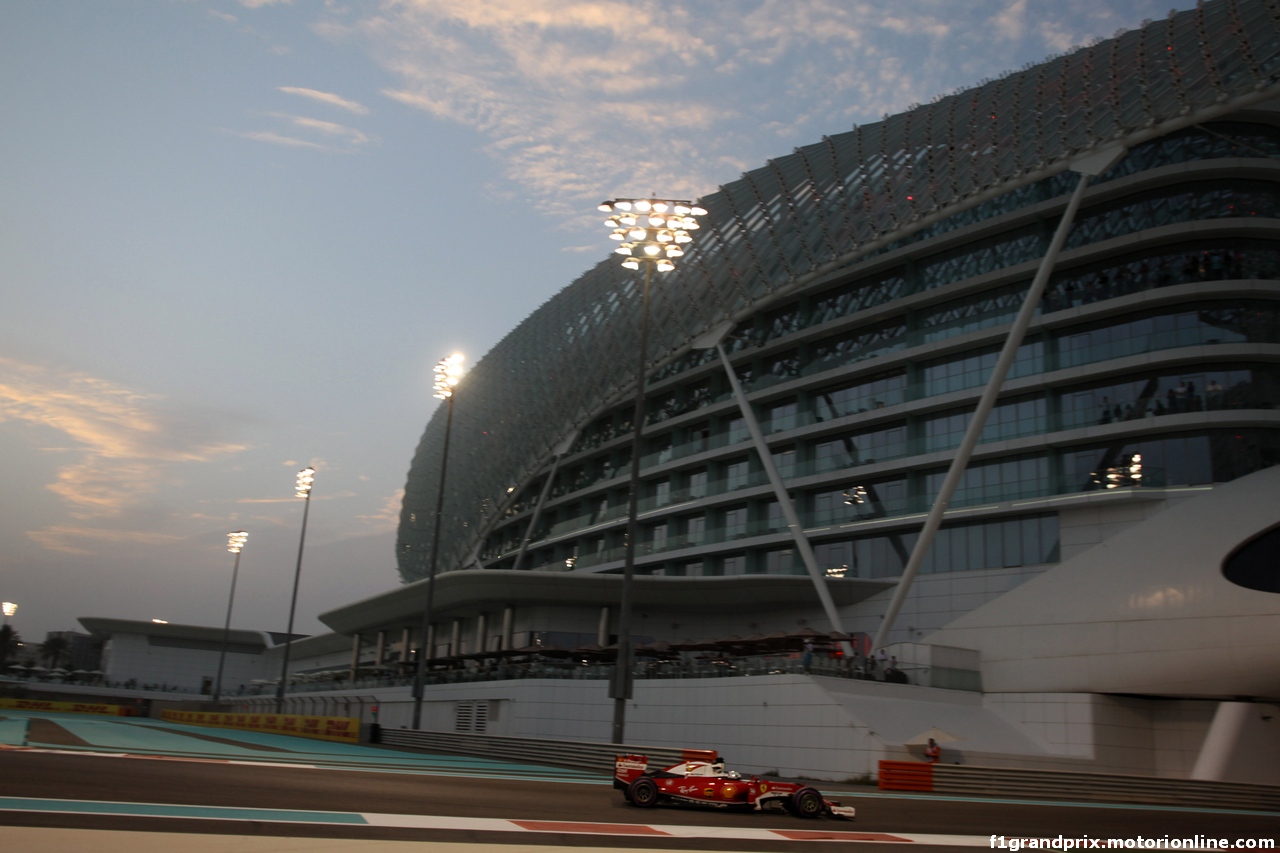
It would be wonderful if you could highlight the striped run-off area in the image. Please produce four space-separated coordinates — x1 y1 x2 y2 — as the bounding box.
0 710 604 783
0 795 977 845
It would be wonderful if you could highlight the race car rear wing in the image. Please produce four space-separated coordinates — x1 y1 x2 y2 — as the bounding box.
614 748 723 787
613 753 648 789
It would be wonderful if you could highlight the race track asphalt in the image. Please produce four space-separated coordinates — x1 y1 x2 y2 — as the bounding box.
1 710 1276 852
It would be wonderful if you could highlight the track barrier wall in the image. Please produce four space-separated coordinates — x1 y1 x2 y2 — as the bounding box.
378 727 692 775
878 760 1280 811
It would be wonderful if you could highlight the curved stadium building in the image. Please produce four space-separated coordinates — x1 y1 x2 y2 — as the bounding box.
315 0 1280 782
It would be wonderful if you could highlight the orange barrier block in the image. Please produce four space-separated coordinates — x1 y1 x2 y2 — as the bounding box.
878 759 934 792
0 698 134 717
161 709 359 743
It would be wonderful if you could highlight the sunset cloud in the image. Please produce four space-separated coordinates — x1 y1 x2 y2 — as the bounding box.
315 0 1099 217
0 358 246 524
236 129 325 149
357 489 405 532
278 86 370 115
26 525 181 556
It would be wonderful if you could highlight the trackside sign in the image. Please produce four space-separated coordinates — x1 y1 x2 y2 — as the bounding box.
161 710 360 743
0 698 134 716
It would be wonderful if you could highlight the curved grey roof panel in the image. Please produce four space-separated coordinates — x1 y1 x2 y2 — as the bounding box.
399 0 1280 582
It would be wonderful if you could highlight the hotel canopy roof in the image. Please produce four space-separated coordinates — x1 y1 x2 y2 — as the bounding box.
320 572 894 636
400 0 1280 581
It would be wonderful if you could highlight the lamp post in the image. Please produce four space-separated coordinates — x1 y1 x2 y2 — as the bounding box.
212 530 248 705
1 602 15 625
276 466 315 713
598 197 705 744
411 353 466 729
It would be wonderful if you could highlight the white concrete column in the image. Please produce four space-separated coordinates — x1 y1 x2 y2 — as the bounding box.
712 341 852 657
501 607 514 651
425 624 435 661
475 613 487 654
399 627 411 663
1191 701 1253 781
374 630 386 666
598 606 610 645
348 634 360 680
450 620 461 657
873 145 1126 650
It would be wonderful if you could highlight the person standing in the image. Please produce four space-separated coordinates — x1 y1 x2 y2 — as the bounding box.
925 738 941 763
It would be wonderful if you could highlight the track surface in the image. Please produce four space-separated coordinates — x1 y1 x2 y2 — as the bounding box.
1 711 1276 851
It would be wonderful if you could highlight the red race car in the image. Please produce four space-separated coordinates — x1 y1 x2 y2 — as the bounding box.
614 750 855 819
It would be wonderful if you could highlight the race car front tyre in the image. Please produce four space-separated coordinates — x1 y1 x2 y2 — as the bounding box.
627 776 659 808
789 787 824 819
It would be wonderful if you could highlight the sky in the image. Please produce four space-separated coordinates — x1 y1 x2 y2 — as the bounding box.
0 0 1195 644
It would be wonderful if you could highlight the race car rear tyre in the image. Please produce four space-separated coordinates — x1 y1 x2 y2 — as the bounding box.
627 776 660 808
789 787 824 819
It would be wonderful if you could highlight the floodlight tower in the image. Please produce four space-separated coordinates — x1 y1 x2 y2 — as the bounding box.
411 353 466 729
212 530 248 704
597 197 705 744
276 466 315 713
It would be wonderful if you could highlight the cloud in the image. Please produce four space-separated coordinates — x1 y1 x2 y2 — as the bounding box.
278 86 370 115
0 358 246 523
236 113 373 154
26 526 181 556
285 115 371 145
992 0 1028 40
313 0 1046 215
357 489 405 532
239 0 293 7
235 129 325 149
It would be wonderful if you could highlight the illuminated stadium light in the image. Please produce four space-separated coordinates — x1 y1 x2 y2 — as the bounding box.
227 530 248 554
295 467 316 498
599 198 705 273
843 486 869 506
433 353 466 400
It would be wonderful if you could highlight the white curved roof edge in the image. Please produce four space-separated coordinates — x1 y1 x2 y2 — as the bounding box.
319 571 895 636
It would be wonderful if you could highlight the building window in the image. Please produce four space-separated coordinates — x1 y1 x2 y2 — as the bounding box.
1058 363 1280 429
767 399 798 433
680 515 706 548
814 540 854 578
813 371 907 421
687 469 708 498
922 397 1045 452
762 547 799 575
721 506 748 539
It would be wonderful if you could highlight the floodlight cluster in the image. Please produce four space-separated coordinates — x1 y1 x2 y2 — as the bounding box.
842 485 868 506
598 198 707 272
227 530 248 554
295 467 316 498
433 353 466 399
1096 454 1144 489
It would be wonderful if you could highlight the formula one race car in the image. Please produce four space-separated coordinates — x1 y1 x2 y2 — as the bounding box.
614 750 855 819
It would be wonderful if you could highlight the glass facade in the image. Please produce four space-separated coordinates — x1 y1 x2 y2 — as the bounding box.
476 116 1280 578
399 12 1280 588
